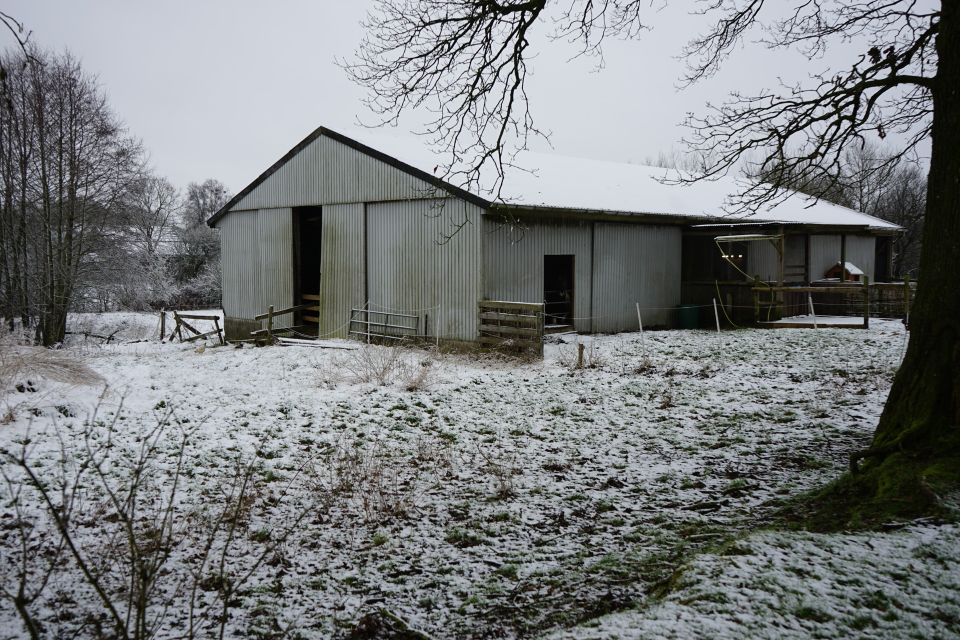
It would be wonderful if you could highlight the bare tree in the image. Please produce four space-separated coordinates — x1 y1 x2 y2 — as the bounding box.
349 1 958 523
183 178 229 228
122 175 180 257
169 179 229 308
0 48 143 343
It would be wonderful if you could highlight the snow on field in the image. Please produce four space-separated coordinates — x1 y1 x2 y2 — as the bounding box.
550 523 960 639
2 314 952 639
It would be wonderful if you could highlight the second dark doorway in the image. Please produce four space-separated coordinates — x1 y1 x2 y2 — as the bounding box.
544 254 575 327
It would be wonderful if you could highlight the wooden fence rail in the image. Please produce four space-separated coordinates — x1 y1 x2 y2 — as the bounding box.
478 300 544 356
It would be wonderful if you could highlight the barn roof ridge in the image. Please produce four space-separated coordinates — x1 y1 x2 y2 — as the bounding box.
207 126 491 227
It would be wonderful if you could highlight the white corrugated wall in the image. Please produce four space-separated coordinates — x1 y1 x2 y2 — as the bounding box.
810 235 842 280
482 219 594 332
367 199 483 341
747 239 781 282
219 208 293 330
845 235 876 280
317 203 365 338
592 223 681 330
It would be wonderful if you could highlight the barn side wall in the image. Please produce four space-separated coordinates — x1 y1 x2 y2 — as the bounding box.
482 219 594 332
592 223 681 330
367 199 483 341
481 218 681 332
845 235 876 280
810 234 842 280
317 203 365 338
747 240 780 282
746 235 808 283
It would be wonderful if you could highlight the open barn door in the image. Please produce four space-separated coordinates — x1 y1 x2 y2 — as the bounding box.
294 206 322 333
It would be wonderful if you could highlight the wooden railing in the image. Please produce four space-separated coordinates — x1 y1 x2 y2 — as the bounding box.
478 300 544 356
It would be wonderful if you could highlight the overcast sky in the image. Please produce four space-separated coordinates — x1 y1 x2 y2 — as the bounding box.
9 1 912 195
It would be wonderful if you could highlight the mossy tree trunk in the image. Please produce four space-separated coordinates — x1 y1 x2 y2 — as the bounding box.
842 3 960 522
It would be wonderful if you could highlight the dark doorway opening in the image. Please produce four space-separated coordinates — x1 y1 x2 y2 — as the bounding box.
293 206 323 333
544 255 575 327
875 236 893 281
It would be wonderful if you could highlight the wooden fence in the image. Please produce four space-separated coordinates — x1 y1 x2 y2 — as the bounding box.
478 300 544 356
752 277 915 328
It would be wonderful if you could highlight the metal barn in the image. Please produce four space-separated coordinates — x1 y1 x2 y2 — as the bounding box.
208 127 899 342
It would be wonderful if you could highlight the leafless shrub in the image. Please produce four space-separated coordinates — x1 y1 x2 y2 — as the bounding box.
331 345 440 390
633 356 656 375
0 406 323 639
337 345 410 386
476 441 520 499
316 432 452 523
557 340 605 372
403 357 436 392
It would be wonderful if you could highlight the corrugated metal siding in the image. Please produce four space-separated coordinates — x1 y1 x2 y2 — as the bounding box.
367 198 482 340
234 135 442 210
256 209 294 329
845 235 876 280
810 235 841 280
592 223 681 330
318 203 365 338
482 219 594 332
747 239 780 282
220 210 262 320
218 208 293 329
785 235 806 282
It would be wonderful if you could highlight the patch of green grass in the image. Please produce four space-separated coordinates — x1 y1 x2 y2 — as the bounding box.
446 528 485 548
494 564 519 580
795 606 833 623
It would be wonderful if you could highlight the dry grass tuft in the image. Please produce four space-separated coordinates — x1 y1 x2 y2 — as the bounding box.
0 329 104 392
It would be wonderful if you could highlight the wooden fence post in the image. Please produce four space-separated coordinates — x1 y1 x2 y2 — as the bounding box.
267 305 274 342
863 276 870 329
214 317 224 345
159 309 166 341
753 276 760 324
904 274 912 326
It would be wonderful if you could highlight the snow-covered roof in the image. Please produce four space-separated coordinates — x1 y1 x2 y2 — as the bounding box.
837 261 865 276
212 126 900 232
342 128 899 231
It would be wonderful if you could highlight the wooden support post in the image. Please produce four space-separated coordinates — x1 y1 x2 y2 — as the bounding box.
808 294 817 329
863 276 870 329
214 317 224 345
173 311 184 341
904 274 912 326
577 343 585 369
753 276 760 324
267 305 274 342
635 302 645 355
159 309 166 341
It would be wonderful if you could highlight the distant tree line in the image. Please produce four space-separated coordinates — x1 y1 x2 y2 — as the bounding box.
0 48 228 345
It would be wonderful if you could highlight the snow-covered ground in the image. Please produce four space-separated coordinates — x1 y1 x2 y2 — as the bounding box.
1 314 954 639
